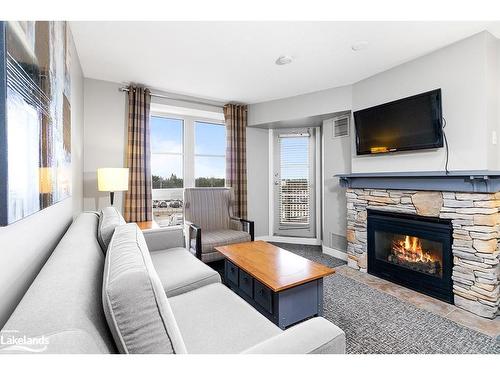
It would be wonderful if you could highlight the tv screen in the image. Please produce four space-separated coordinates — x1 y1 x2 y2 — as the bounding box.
354 89 443 155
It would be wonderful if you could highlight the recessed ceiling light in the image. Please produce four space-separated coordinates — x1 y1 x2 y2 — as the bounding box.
351 41 369 51
275 55 293 65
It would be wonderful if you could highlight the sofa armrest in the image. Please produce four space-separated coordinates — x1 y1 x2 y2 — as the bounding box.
143 226 185 252
241 318 345 354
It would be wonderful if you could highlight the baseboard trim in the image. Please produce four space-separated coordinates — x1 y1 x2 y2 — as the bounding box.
322 245 348 261
255 235 321 246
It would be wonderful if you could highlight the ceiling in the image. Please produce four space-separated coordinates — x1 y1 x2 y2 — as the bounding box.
70 21 500 104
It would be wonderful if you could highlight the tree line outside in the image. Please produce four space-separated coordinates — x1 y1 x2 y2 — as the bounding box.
152 173 225 189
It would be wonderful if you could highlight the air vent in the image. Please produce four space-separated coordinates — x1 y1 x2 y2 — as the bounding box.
332 115 350 138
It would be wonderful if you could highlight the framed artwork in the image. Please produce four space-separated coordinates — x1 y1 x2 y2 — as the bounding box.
0 21 72 226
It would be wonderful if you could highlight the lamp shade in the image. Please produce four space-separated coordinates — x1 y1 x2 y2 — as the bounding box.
97 168 129 192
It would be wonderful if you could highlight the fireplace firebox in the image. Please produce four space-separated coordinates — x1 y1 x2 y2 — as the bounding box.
367 210 454 303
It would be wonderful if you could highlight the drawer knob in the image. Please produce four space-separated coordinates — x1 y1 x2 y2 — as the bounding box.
259 289 264 296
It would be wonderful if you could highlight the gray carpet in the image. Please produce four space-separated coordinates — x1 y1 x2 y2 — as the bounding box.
271 242 500 354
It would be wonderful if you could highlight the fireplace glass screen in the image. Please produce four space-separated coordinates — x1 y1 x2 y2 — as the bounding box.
374 231 443 278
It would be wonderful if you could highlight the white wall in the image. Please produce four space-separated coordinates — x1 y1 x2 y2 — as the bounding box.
497 39 500 166
248 85 352 126
486 35 500 169
83 78 127 212
246 127 269 237
0 29 85 328
351 31 499 173
248 85 352 249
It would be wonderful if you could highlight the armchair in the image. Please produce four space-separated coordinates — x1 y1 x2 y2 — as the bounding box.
183 187 254 263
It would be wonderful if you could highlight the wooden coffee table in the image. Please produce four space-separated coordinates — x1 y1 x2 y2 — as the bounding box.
215 240 335 329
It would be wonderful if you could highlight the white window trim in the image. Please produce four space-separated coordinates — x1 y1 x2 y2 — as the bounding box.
150 110 225 189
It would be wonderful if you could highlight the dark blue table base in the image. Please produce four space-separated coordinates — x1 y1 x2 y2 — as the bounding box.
224 259 324 329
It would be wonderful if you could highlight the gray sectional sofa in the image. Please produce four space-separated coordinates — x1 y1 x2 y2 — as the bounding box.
0 208 345 354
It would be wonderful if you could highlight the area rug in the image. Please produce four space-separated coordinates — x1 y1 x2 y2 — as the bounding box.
271 242 500 354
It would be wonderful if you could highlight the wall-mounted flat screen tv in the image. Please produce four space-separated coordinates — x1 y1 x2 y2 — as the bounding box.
354 89 443 155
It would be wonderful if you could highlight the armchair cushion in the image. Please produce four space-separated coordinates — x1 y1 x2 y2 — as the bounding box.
150 247 221 297
189 229 251 262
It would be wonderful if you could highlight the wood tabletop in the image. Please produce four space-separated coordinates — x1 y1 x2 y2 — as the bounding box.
215 240 335 292
135 220 160 231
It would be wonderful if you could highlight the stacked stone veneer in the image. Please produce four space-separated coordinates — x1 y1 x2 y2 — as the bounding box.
346 188 500 319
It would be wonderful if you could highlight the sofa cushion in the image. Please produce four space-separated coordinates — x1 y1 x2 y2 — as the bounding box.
150 247 221 297
97 207 126 252
169 283 281 353
102 223 187 354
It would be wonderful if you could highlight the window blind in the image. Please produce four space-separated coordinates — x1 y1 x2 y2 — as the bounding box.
279 135 310 227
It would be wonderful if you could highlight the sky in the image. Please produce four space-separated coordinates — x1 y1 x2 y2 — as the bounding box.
150 116 226 179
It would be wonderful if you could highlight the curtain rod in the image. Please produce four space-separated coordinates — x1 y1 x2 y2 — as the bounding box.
119 87 224 109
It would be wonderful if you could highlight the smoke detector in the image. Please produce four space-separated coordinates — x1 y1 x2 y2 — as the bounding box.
275 55 293 65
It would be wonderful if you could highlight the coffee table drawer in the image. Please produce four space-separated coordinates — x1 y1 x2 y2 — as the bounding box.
254 280 273 314
226 260 239 285
238 269 253 297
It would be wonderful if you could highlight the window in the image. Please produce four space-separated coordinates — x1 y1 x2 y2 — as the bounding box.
151 116 184 227
150 112 226 228
195 121 226 187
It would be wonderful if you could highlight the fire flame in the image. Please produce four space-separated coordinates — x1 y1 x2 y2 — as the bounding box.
392 235 437 263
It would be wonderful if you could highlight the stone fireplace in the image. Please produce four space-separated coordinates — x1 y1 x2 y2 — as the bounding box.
340 172 500 319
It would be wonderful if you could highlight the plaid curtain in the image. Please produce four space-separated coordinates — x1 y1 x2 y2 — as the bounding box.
124 86 152 222
224 104 248 219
